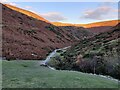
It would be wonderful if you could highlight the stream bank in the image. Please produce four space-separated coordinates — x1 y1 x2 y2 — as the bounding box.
39 46 120 82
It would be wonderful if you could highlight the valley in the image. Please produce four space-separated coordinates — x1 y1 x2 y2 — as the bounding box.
47 23 120 80
2 4 92 60
1 2 120 89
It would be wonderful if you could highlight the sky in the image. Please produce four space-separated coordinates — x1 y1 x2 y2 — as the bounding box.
1 1 119 24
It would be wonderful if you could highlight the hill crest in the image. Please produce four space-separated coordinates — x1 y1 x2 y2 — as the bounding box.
52 20 120 28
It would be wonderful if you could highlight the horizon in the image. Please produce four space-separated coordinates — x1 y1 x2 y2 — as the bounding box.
1 2 119 24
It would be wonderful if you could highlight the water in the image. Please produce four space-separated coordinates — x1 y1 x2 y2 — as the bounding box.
44 49 57 64
39 46 70 67
40 49 57 66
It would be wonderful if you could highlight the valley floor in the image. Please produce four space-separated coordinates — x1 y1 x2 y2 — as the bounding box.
2 60 119 88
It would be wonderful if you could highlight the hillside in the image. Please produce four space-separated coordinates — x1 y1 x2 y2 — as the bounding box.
53 20 119 28
4 4 50 23
53 20 119 34
86 26 113 34
80 20 119 28
2 60 118 88
47 23 120 79
53 22 75 26
58 26 93 40
2 3 92 60
84 20 119 34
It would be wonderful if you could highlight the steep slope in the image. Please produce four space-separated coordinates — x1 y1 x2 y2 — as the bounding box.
4 4 50 23
58 26 93 40
48 23 120 79
2 4 73 60
2 4 92 60
86 26 113 34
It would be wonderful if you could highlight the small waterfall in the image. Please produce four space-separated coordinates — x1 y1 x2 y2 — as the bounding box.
39 46 71 68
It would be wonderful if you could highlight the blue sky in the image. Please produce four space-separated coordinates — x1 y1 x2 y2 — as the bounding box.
3 2 119 24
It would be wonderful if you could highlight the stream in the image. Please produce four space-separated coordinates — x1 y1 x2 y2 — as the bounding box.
39 46 71 70
39 46 119 82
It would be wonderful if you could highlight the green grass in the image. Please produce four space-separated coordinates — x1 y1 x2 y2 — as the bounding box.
2 60 119 88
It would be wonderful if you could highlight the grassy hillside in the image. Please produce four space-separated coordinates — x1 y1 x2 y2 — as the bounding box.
47 24 120 80
2 60 118 88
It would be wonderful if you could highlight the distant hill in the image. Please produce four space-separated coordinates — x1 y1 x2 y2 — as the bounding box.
53 22 77 26
2 3 92 60
53 20 119 28
53 20 119 34
80 20 119 28
4 4 119 34
83 20 120 34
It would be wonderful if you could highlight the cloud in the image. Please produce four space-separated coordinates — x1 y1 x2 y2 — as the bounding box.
0 0 17 6
23 10 67 22
81 5 112 20
113 8 120 13
40 12 67 22
0 0 8 3
17 8 66 22
8 2 17 6
80 5 118 20
25 6 32 9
